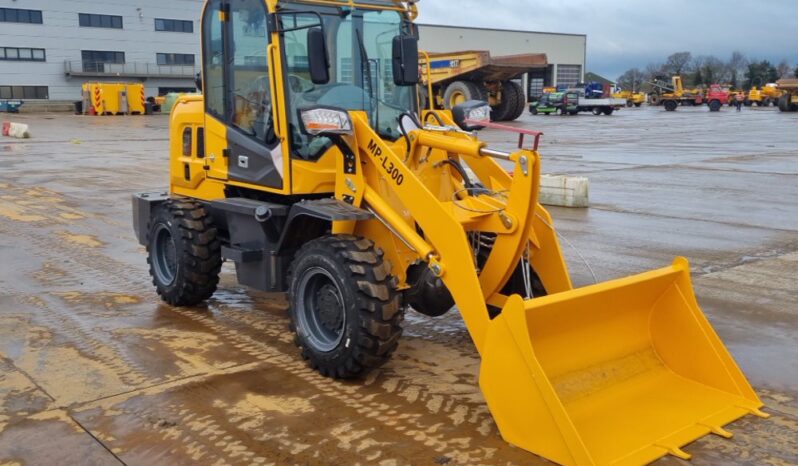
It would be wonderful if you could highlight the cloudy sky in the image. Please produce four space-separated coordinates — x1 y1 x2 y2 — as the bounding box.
416 0 798 80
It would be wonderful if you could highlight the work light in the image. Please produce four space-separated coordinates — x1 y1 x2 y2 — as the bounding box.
299 106 353 136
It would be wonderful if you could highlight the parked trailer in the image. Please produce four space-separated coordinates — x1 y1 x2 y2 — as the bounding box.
420 50 547 121
776 79 798 112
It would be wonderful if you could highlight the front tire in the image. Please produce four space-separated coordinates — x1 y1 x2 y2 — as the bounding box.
288 235 404 379
147 199 222 306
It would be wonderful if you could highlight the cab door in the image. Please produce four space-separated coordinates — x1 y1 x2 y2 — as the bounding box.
201 0 284 190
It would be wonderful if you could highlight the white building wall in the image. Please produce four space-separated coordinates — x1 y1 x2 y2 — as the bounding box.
0 0 203 100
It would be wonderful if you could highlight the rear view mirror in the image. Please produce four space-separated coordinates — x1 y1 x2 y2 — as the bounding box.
392 35 419 86
307 27 329 85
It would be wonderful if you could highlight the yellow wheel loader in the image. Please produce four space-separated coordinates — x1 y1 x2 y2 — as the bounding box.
132 1 766 464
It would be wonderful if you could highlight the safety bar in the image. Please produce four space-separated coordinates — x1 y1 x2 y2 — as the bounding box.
465 119 544 151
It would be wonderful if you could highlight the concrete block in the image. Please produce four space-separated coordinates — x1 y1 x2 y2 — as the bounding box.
539 174 589 208
4 122 30 139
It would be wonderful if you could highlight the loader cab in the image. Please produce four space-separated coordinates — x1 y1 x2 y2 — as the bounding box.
198 0 418 196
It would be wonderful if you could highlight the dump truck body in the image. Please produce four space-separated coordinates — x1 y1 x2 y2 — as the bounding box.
131 1 766 464
776 79 798 112
420 50 547 121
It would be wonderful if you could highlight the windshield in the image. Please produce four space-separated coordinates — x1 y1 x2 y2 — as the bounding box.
279 3 415 160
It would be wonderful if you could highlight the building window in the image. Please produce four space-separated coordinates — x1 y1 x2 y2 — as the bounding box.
0 8 43 24
556 64 582 88
155 18 193 33
78 13 123 29
157 53 195 66
0 47 46 62
0 85 49 100
81 50 125 72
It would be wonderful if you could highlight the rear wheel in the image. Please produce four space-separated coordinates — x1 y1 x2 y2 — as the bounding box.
147 199 222 306
634 102 642 107
530 105 538 115
491 81 524 121
664 100 678 111
649 94 661 106
708 100 721 112
602 107 614 115
288 235 403 379
442 81 484 110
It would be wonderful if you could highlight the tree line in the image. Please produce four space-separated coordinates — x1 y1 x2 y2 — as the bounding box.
617 51 797 92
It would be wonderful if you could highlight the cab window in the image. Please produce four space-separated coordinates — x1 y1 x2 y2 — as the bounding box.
229 0 272 141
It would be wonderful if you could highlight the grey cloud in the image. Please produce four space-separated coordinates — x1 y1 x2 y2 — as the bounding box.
416 0 798 80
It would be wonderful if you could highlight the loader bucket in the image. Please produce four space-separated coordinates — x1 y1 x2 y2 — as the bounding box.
480 257 765 466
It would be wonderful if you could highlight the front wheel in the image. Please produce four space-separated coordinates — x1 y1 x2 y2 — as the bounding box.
664 100 678 111
288 235 404 379
592 107 602 115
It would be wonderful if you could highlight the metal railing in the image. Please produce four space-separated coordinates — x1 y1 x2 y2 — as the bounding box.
64 61 198 79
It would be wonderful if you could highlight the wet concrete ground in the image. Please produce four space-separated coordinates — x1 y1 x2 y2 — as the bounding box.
1 105 796 465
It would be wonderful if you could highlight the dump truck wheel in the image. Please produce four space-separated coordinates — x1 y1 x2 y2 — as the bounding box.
664 100 678 111
708 100 721 112
634 102 642 107
507 81 527 121
288 235 403 379
443 81 483 109
490 81 521 121
147 199 222 306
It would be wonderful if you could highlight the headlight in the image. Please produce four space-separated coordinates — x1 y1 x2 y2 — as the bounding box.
299 106 353 136
452 100 491 131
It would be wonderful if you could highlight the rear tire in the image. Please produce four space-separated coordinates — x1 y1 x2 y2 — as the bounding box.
147 199 222 306
664 100 678 111
634 102 642 107
507 81 527 121
442 81 484 110
288 235 403 379
602 107 614 115
708 100 721 112
491 81 524 121
530 106 538 115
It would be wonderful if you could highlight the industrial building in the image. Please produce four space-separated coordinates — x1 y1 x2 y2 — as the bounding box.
0 0 585 103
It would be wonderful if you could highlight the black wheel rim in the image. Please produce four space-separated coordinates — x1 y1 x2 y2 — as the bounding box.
152 224 177 286
296 267 346 353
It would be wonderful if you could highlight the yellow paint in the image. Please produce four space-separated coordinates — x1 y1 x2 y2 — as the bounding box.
241 393 314 416
59 212 84 220
0 205 46 222
58 232 103 248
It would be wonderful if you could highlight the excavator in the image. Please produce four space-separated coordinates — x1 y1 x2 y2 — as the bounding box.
131 1 766 464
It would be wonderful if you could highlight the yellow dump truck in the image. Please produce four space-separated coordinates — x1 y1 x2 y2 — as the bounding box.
420 50 547 121
776 79 798 112
746 83 782 106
